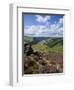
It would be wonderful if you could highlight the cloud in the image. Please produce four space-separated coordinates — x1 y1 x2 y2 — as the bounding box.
59 18 63 24
24 18 63 37
35 15 51 23
50 18 63 30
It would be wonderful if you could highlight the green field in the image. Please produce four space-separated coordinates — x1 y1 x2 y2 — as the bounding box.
32 43 63 54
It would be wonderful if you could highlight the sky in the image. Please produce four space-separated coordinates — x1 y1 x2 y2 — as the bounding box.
23 13 64 37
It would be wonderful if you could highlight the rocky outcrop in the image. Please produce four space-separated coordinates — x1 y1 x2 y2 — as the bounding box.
24 43 34 55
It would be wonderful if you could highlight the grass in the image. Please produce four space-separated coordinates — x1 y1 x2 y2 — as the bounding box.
32 44 49 53
32 43 63 54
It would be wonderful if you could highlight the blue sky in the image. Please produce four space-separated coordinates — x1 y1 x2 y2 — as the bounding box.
23 14 64 37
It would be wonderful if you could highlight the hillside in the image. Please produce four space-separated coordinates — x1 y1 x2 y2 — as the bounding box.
24 36 63 74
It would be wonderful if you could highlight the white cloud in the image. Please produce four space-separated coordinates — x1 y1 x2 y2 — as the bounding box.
50 18 63 30
35 15 51 23
24 18 63 37
58 18 63 23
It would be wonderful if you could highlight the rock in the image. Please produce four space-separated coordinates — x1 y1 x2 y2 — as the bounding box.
24 43 34 55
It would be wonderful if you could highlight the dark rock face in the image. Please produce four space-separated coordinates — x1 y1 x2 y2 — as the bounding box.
24 43 42 56
24 43 33 55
